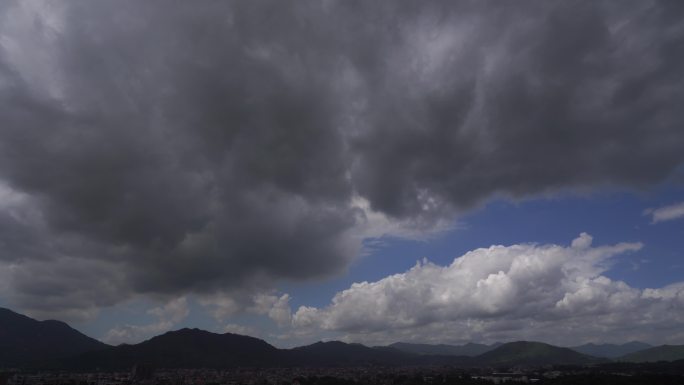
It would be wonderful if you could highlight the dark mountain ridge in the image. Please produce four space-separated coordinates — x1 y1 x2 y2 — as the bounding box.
476 341 604 367
3 307 678 370
0 307 109 367
63 328 282 369
570 341 652 358
619 345 684 363
61 335 606 369
290 341 415 366
388 341 500 356
64 331 472 369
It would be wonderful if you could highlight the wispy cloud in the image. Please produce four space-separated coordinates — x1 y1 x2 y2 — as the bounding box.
102 297 189 345
645 202 684 223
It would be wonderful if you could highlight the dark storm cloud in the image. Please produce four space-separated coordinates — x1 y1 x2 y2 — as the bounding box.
350 1 684 217
0 0 683 317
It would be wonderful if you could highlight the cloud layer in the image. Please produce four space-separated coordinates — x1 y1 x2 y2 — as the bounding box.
0 1 683 318
293 234 684 345
646 201 684 223
103 297 189 345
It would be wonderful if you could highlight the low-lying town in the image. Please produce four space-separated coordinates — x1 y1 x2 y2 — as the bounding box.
3 364 684 385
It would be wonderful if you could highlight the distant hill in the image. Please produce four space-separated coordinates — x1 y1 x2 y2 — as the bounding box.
64 328 282 369
0 308 109 367
389 342 500 357
619 345 684 363
570 341 652 358
6 307 666 370
68 334 476 369
290 341 417 366
67 333 472 369
476 341 603 367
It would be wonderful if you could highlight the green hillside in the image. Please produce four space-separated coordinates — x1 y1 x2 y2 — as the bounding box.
477 341 602 367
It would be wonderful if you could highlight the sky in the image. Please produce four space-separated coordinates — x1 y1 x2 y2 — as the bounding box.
0 0 683 348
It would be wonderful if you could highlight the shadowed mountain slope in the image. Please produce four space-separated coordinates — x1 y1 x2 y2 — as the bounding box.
570 341 652 358
477 341 603 367
64 328 282 369
388 342 500 357
290 341 472 367
0 308 109 367
7 307 661 370
290 341 412 366
620 345 684 363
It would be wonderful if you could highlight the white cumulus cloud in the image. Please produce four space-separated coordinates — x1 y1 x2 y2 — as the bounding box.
201 291 293 328
291 234 684 345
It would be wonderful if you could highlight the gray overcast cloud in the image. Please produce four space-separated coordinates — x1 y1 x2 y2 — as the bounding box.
0 0 683 320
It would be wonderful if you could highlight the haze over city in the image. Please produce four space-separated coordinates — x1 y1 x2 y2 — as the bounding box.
0 0 683 356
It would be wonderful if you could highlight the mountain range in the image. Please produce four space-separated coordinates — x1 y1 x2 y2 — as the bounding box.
570 341 653 358
387 341 501 356
60 332 600 370
63 328 282 369
0 308 108 367
619 345 684 363
1 307 682 369
476 341 600 367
